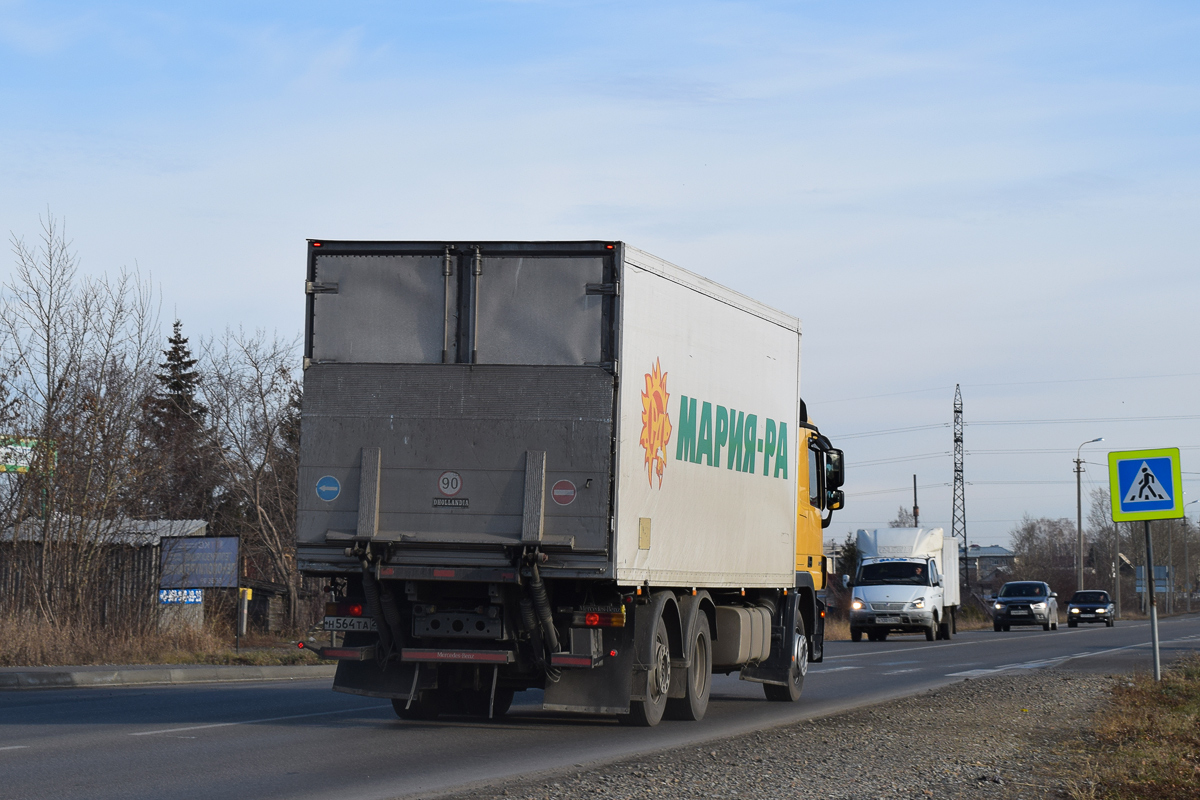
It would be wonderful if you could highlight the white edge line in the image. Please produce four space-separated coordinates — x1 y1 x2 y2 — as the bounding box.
130 704 391 736
0 745 31 751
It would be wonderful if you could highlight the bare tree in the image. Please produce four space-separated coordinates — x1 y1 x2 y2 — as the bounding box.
202 329 302 625
1 214 160 625
1008 515 1076 596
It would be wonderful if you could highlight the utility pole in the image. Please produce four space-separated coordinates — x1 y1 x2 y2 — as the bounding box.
1186 500 1197 614
951 385 967 595
1075 437 1104 591
912 474 919 527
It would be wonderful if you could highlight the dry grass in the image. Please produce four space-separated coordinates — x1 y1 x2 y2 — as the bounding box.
0 611 324 668
1067 655 1200 800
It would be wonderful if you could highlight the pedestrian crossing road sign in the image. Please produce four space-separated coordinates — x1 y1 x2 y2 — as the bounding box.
1108 448 1183 522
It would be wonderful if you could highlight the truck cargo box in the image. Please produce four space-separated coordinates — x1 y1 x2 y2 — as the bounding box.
298 241 801 589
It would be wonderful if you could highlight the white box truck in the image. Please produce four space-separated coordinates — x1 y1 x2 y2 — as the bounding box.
848 528 960 642
296 240 845 726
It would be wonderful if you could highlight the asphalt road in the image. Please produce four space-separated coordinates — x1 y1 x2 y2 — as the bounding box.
3 614 1199 800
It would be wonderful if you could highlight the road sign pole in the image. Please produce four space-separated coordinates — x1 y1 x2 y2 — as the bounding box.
1113 524 1122 619
1144 520 1161 681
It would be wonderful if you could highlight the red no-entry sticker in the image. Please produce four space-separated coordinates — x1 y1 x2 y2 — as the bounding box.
551 480 577 506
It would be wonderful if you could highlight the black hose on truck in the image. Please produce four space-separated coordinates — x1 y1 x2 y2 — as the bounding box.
518 597 545 667
527 563 560 653
361 565 394 657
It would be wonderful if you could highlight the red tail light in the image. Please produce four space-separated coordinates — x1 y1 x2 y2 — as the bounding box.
572 610 626 628
326 601 365 617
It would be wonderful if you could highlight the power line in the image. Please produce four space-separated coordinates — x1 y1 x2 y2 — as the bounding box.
846 483 947 497
832 414 1200 439
854 452 949 467
834 424 949 440
972 414 1200 426
810 371 1200 406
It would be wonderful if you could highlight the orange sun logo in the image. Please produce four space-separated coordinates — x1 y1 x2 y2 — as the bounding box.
639 358 672 488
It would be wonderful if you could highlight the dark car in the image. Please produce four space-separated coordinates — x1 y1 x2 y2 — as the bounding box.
992 581 1059 631
1066 590 1115 627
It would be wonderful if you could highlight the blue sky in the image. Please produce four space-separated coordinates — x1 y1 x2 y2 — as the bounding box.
3 1 1200 544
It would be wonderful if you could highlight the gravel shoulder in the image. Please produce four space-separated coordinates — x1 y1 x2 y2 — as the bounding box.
429 670 1112 800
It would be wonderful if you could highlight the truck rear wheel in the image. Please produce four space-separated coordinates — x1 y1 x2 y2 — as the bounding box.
665 616 712 721
622 617 671 727
392 693 441 721
763 614 807 703
937 618 952 640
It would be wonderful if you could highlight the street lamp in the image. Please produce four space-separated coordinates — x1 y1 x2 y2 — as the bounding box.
1076 437 1105 592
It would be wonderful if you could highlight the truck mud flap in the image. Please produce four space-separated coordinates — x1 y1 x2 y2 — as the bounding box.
543 622 634 714
333 659 436 700
740 593 799 687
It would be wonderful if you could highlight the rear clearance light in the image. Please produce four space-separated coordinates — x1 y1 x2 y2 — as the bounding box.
326 601 365 617
401 648 515 664
550 653 603 669
298 643 376 661
572 610 626 628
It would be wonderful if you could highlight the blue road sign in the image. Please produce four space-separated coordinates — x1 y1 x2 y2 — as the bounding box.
316 475 341 502
160 538 239 589
1108 448 1184 522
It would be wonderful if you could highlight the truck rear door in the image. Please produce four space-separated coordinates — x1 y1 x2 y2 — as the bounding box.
298 241 619 561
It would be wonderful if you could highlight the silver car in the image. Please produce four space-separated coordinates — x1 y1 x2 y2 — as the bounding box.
992 581 1059 631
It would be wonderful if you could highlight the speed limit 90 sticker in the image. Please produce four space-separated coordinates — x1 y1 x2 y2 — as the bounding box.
438 471 463 497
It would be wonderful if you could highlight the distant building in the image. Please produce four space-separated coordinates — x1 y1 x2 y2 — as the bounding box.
961 543 1015 586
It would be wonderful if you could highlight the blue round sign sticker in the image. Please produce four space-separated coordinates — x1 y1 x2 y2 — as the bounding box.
316 475 341 502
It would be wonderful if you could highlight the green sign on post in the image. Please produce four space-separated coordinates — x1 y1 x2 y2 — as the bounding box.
1108 446 1182 683
0 437 39 474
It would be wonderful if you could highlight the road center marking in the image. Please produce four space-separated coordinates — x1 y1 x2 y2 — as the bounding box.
130 704 390 736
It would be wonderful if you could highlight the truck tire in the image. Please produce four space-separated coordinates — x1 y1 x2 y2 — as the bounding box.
392 693 441 721
850 627 863 642
621 616 671 727
665 616 712 721
463 687 515 718
937 618 952 640
925 616 936 641
763 613 808 702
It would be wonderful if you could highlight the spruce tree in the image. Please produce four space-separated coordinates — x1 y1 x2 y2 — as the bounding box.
142 320 217 520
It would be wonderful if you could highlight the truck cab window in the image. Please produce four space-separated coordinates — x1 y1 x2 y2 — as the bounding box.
808 447 821 509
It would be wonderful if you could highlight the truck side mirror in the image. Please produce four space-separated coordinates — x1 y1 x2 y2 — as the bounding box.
826 489 844 511
825 449 845 489
842 574 850 589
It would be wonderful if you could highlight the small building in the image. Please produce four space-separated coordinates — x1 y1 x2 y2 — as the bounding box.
962 543 1015 586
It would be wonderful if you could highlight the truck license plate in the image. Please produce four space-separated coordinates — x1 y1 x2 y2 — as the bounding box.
323 616 378 632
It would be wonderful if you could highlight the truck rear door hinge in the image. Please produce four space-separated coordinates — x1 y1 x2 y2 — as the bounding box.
585 282 619 296
306 281 339 295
